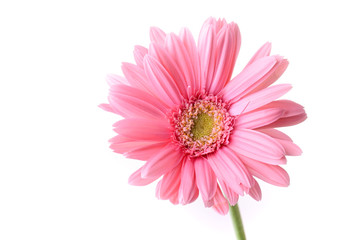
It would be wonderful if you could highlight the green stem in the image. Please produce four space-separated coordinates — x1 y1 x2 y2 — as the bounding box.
229 204 246 240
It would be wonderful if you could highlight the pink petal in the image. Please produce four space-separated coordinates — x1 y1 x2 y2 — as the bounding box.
235 108 284 129
259 100 305 118
221 56 277 104
179 158 199 205
258 129 302 156
121 62 153 94
113 118 171 141
109 83 168 113
107 95 130 117
179 28 201 91
277 139 303 156
143 55 182 106
141 144 183 178
230 84 292 115
109 128 160 154
203 198 214 208
108 134 133 144
248 179 262 201
169 193 180 205
247 56 289 95
98 103 114 113
212 185 229 215
264 113 307 128
128 167 159 186
110 140 161 155
209 23 241 94
241 155 290 187
125 142 168 160
229 129 286 164
245 42 272 67
156 163 182 200
207 147 253 191
108 84 167 119
133 45 148 68
198 21 216 91
149 43 188 99
164 33 195 95
194 157 217 203
106 73 128 86
257 128 292 141
149 27 166 45
203 17 227 33
218 179 240 206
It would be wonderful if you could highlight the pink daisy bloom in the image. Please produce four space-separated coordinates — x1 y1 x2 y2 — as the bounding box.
100 17 306 215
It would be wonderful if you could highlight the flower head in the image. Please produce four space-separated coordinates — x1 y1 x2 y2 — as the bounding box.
100 17 306 215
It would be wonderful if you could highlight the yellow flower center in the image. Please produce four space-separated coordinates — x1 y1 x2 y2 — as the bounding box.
191 113 214 140
170 94 235 157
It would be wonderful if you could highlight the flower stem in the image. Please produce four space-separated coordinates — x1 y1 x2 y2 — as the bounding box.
229 204 246 240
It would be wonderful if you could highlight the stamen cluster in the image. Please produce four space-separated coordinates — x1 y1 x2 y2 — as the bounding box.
170 93 235 157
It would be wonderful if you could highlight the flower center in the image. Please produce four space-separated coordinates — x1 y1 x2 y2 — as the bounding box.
170 93 235 157
191 113 214 140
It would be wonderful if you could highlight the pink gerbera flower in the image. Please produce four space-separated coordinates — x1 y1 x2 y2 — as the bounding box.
100 17 306 215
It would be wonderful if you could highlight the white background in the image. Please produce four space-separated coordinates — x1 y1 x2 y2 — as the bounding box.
1 0 359 239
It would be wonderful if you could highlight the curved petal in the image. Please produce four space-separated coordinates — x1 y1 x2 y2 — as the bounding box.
264 113 307 128
211 185 229 215
110 139 164 155
246 56 289 96
156 163 182 200
258 128 302 156
179 158 199 205
128 167 159 186
230 84 292 115
106 73 128 86
143 55 183 106
149 43 188 99
209 22 241 94
179 28 201 91
229 129 286 164
107 95 130 117
207 146 253 191
164 33 195 95
101 74 129 115
257 128 292 141
98 103 114 114
253 99 307 130
133 45 148 68
218 179 240 206
194 157 217 203
150 27 166 45
277 139 302 156
113 118 171 141
108 84 167 119
141 144 183 178
258 100 305 118
125 142 168 160
249 179 262 201
245 42 272 67
221 56 277 104
240 155 290 187
121 62 154 94
169 193 180 205
235 108 284 129
198 21 216 91
109 83 168 113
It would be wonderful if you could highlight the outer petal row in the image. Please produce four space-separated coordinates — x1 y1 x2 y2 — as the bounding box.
198 18 241 95
244 42 289 95
229 129 286 164
221 56 277 104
